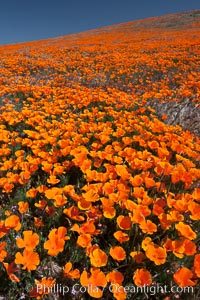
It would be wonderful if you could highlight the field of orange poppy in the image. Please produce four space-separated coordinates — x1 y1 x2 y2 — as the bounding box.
0 10 200 300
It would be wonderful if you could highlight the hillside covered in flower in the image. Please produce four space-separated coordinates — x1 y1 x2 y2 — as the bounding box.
0 10 200 300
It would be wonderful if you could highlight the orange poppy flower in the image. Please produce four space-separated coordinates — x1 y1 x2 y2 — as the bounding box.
34 217 44 227
114 231 129 243
2 182 14 193
148 140 159 150
30 277 56 298
53 195 67 207
85 169 98 182
133 268 152 286
78 199 91 210
89 248 108 267
144 177 156 188
122 136 132 146
133 187 145 199
102 181 116 195
79 158 92 173
168 210 184 222
93 158 103 168
3 261 20 282
106 270 124 284
139 219 157 234
45 187 62 199
77 234 92 248
71 220 98 235
16 230 39 250
63 206 84 221
157 147 170 160
47 175 60 185
80 268 107 298
26 188 38 198
83 188 99 202
175 222 197 240
44 227 70 256
158 213 173 230
130 251 145 264
112 156 123 164
193 254 200 278
188 201 200 220
0 242 7 262
171 165 185 184
117 215 131 230
5 210 11 217
130 175 143 187
152 198 166 216
82 220 100 235
124 199 137 211
52 164 65 175
169 238 197 258
15 249 40 272
5 215 21 231
192 188 200 202
103 204 116 219
182 238 196 256
115 164 130 180
145 244 167 265
110 283 127 300
19 171 31 184
181 171 193 189
110 246 126 261
173 267 196 287
34 199 47 209
63 262 80 278
36 185 48 193
130 205 151 224
0 221 9 238
161 114 167 120
86 206 102 222
18 201 29 214
99 133 110 144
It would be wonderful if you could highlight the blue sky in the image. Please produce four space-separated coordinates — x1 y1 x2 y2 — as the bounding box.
0 0 199 45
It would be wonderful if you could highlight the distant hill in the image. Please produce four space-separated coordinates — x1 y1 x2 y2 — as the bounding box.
0 10 200 135
39 9 200 43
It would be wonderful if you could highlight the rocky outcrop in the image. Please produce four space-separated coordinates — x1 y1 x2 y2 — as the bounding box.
147 98 200 136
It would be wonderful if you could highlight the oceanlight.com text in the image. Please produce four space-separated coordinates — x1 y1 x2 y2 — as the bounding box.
36 283 194 296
